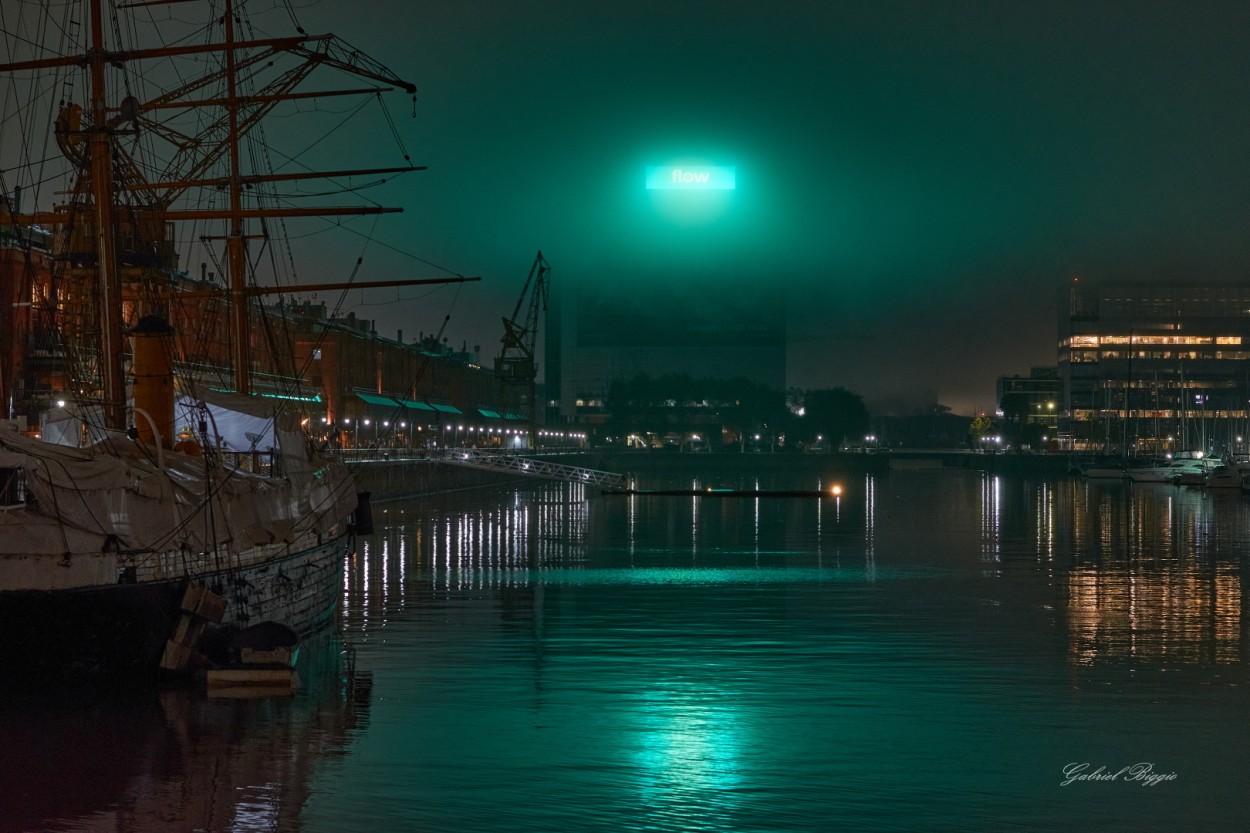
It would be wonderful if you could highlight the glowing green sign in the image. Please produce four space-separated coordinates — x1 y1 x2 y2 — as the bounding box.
646 165 736 190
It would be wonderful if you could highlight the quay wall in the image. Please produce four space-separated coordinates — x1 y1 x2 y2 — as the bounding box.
549 450 1081 479
348 449 1084 502
345 458 526 503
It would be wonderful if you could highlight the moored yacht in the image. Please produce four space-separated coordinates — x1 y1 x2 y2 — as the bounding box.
1128 452 1219 485
1203 463 1250 488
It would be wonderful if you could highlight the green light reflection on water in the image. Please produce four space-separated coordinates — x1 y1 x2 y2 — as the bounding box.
632 684 745 830
430 565 955 586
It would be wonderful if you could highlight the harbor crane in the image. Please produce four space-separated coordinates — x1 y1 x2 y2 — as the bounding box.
496 251 551 447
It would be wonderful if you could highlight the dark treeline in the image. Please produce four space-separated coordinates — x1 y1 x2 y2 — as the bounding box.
603 373 869 449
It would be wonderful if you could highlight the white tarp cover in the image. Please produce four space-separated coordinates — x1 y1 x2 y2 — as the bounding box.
174 393 276 452
39 404 107 447
40 390 278 451
0 423 356 557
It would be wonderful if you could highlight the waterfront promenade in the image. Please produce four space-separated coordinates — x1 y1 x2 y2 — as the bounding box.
343 446 1084 501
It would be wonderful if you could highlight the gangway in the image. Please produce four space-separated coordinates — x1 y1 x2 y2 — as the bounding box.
430 448 625 488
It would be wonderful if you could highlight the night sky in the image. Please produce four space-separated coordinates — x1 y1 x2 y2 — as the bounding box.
285 1 1250 415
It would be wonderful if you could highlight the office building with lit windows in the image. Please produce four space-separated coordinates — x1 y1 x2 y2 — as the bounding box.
1058 281 1250 454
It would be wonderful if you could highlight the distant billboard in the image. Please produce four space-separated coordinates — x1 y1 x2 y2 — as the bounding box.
646 165 736 190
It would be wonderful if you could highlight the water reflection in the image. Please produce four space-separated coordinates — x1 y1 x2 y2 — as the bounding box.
1 633 369 833
980 473 1002 572
330 470 1250 832
349 473 1248 675
633 683 745 832
1054 482 1246 668
13 470 1250 833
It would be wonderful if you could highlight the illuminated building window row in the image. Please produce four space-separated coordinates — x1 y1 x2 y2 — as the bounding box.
1070 408 1250 420
1066 335 1242 347
1088 378 1240 391
1070 349 1250 361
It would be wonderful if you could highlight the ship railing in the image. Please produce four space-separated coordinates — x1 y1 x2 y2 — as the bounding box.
217 449 278 475
324 446 590 462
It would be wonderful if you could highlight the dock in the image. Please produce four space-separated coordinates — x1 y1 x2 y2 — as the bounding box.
429 448 626 488
602 487 838 498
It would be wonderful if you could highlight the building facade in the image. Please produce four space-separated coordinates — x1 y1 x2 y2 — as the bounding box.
551 282 787 432
997 367 1062 449
1058 280 1250 455
0 225 537 449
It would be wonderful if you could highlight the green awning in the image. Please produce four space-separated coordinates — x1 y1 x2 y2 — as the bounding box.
428 402 462 414
356 392 400 407
397 397 435 411
477 408 502 418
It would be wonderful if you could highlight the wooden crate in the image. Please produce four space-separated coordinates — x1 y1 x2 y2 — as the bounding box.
205 665 295 698
180 582 227 623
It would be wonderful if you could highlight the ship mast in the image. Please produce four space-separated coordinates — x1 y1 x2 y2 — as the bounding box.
1 0 424 429
88 0 126 429
224 0 250 397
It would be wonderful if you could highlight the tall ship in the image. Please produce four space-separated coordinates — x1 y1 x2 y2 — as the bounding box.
0 0 422 671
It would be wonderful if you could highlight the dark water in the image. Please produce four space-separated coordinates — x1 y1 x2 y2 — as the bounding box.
5 467 1250 832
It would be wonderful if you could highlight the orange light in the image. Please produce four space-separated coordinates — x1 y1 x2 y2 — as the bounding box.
831 485 842 496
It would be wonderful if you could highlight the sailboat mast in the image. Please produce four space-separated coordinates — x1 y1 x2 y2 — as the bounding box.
224 0 251 397
88 0 127 429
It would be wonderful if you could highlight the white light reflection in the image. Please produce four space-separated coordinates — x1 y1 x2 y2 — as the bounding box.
864 474 875 582
753 493 760 562
229 782 281 831
1035 482 1055 567
379 536 390 627
341 548 354 621
980 473 1002 574
361 538 370 626
629 489 637 564
445 515 455 592
398 533 407 608
408 482 597 591
691 490 699 562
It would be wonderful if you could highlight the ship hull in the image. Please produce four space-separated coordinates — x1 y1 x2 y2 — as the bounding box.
0 531 352 674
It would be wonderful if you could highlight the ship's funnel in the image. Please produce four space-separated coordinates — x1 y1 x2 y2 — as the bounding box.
130 315 176 450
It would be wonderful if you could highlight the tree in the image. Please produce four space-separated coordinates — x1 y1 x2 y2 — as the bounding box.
604 374 785 448
999 391 1032 449
800 388 869 447
969 413 993 448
